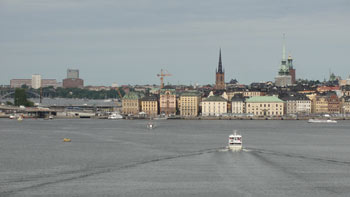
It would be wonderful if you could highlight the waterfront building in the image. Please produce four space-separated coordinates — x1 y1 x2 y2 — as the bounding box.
179 91 201 117
327 93 341 114
231 94 245 114
245 96 284 116
215 49 225 90
31 74 41 89
282 95 311 115
342 96 350 114
159 89 176 115
141 95 158 117
122 92 143 115
312 95 328 114
201 95 227 116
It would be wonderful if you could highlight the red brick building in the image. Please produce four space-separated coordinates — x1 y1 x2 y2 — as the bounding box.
63 78 84 88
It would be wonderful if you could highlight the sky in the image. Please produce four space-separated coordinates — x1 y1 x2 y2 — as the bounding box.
1 0 350 86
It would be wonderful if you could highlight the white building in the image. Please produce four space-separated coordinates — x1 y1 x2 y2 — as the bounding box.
283 95 311 115
31 74 41 89
201 95 227 116
231 95 245 114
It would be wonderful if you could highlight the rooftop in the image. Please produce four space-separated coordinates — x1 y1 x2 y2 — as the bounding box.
246 96 283 103
203 95 227 102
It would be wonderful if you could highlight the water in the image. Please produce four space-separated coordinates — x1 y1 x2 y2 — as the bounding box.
1 119 350 196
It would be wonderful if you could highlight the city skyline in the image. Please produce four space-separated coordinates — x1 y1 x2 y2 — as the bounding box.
1 0 350 86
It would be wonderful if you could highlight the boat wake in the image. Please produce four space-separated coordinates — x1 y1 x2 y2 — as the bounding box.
0 147 224 195
245 147 350 166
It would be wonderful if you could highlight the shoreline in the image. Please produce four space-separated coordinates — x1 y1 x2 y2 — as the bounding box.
1 115 350 121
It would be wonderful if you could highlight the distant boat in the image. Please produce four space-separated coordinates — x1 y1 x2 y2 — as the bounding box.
17 116 23 121
153 116 168 120
63 138 71 142
308 119 337 123
108 113 123 120
228 130 242 151
9 115 16 119
147 121 155 129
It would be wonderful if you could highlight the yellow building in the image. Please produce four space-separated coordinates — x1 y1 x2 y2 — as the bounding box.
122 92 143 115
179 91 201 117
312 95 328 114
245 96 284 116
342 97 350 114
141 95 158 117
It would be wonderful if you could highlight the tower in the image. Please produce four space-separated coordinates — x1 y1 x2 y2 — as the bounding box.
288 55 296 84
275 34 292 87
215 49 225 90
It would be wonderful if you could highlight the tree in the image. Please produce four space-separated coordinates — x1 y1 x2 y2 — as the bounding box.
14 88 34 107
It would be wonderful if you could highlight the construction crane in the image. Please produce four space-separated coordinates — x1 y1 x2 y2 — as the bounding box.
157 69 172 89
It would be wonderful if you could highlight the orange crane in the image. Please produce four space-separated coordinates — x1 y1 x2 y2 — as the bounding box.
115 88 123 99
157 69 172 89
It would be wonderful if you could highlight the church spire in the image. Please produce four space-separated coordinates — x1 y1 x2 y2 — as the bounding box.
218 48 223 73
282 33 286 61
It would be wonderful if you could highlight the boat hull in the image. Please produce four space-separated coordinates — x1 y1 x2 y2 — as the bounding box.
228 145 242 151
308 119 337 123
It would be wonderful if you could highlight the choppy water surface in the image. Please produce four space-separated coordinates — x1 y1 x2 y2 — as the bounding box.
1 119 350 196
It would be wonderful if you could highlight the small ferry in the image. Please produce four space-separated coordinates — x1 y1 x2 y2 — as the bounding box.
108 113 123 120
228 130 242 151
308 119 337 123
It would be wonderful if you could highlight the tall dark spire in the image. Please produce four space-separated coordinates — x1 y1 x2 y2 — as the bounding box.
218 49 223 73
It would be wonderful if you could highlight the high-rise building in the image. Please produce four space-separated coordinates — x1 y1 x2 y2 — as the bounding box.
67 69 79 79
215 49 225 90
31 74 42 89
63 68 84 88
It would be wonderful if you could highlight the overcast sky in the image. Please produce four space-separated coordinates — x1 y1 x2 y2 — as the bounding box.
1 0 350 86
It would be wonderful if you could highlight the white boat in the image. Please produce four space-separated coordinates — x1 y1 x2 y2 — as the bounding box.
228 130 242 151
147 121 155 129
9 115 16 119
308 119 337 123
153 116 168 120
108 113 123 120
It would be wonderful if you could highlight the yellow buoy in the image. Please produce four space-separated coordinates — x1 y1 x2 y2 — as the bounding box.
63 138 71 142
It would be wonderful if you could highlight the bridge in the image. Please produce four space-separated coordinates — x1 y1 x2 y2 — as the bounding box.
0 90 41 100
